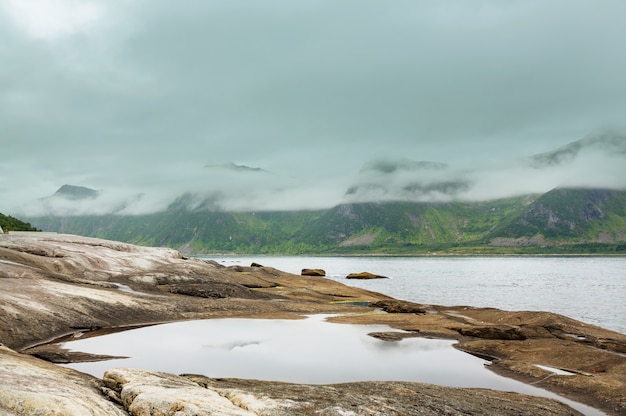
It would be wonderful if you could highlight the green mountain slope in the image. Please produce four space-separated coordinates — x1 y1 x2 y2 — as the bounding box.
25 188 626 254
491 188 626 240
292 197 531 252
0 213 39 232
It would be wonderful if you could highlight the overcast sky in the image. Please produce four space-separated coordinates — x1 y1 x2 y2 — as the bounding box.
2 0 626 215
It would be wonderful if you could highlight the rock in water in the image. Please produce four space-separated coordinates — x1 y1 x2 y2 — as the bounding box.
346 271 389 279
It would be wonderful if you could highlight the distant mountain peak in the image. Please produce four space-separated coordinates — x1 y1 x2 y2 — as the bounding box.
205 162 269 173
531 131 626 168
360 158 448 174
53 184 99 200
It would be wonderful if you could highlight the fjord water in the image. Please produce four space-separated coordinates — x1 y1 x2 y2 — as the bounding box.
212 256 626 334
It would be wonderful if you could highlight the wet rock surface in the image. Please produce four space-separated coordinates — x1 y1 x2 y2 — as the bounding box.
1 233 625 415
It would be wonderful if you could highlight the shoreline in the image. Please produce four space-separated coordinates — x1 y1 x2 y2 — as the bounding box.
199 251 626 258
483 361 609 416
1 233 625 415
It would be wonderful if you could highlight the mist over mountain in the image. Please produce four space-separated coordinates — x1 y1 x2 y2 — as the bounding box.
12 131 626 217
530 131 626 168
205 162 270 174
27 187 626 255
345 131 626 205
359 159 449 174
347 158 470 202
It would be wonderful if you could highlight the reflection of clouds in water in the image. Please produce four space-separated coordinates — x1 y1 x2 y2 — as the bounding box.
59 316 600 415
366 335 455 353
63 316 470 387
203 340 266 350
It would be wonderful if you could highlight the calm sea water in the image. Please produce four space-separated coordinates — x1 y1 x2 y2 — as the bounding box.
209 256 626 335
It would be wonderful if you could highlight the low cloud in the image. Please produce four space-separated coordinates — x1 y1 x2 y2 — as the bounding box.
339 131 626 205
14 131 626 216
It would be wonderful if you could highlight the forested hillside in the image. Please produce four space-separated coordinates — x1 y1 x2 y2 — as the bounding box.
0 213 38 232
26 188 626 254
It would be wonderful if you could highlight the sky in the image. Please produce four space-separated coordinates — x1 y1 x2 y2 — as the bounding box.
1 0 626 215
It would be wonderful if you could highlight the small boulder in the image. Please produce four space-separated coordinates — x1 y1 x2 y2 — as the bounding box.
346 271 389 280
301 268 326 276
251 262 264 268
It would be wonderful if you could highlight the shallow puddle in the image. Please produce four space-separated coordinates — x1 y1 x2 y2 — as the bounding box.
60 315 602 415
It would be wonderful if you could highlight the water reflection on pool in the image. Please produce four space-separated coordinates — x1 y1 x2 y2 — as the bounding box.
61 315 601 415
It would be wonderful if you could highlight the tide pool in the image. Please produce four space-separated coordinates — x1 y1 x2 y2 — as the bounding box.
61 315 602 415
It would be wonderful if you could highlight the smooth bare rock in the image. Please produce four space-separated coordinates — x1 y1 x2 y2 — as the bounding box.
104 370 583 416
301 268 326 276
0 233 384 350
346 271 389 279
0 346 126 415
103 368 256 416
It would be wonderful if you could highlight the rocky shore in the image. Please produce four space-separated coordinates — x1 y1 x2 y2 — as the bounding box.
1 232 625 415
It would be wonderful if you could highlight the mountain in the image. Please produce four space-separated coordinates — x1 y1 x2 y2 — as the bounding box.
51 184 100 200
347 157 471 201
530 131 626 168
15 133 625 217
25 188 626 254
358 158 449 174
491 188 626 240
205 162 270 174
